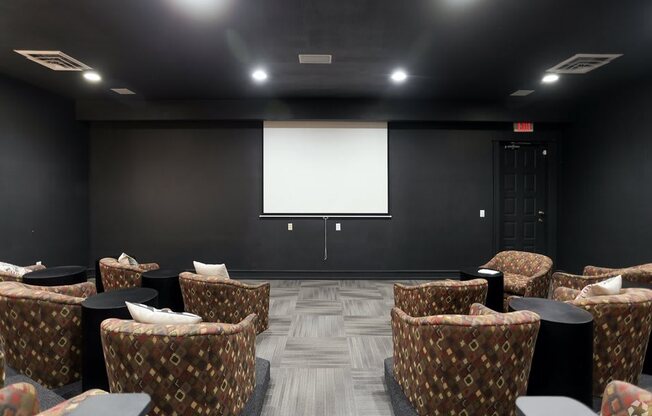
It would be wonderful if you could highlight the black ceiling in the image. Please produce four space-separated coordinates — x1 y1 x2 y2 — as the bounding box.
1 1 650 102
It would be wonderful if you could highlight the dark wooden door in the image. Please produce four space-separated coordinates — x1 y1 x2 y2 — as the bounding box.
499 143 548 253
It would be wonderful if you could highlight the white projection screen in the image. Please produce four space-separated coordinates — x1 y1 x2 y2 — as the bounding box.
263 121 389 215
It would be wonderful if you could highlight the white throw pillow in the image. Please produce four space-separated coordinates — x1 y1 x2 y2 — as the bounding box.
118 253 139 266
193 261 230 279
0 262 30 278
126 302 202 325
576 275 622 300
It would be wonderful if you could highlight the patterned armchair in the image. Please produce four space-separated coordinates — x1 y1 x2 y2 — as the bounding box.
101 315 257 415
601 380 652 416
394 279 488 317
0 264 46 283
391 303 540 416
551 263 652 293
98 257 159 291
553 287 652 396
0 382 106 415
179 272 270 334
481 250 553 308
0 281 96 388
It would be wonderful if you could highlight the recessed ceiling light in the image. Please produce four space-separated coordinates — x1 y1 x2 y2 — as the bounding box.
391 70 408 83
541 73 559 84
83 71 101 82
111 88 136 95
252 69 268 82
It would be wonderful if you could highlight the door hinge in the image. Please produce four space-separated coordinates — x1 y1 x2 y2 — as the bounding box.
505 144 520 150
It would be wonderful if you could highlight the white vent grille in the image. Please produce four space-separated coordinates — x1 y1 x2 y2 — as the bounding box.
510 90 535 97
14 50 91 71
547 54 622 74
111 88 136 95
298 54 332 64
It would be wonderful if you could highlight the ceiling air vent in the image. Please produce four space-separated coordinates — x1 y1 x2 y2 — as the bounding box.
298 54 332 64
13 50 91 71
547 54 622 74
510 90 534 97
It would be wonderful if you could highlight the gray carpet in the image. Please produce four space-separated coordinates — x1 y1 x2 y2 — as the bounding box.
251 279 421 416
251 279 652 416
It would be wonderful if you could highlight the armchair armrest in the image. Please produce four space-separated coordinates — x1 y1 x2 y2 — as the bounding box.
41 281 97 299
552 287 581 302
137 263 160 272
469 303 500 316
601 380 652 416
24 264 46 272
523 268 553 298
551 271 615 293
38 389 107 415
583 265 616 276
0 383 39 415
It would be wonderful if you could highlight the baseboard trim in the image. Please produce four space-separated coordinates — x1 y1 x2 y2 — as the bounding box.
230 269 458 279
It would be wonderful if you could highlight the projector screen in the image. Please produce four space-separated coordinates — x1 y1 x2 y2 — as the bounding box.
263 121 389 215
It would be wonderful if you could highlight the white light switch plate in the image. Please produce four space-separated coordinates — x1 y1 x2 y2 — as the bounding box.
288 223 293 231
336 223 341 231
480 210 485 218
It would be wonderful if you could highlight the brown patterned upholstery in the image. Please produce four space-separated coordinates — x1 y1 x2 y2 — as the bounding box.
179 272 270 334
98 257 159 292
585 263 652 283
0 264 46 283
553 287 652 396
394 279 488 317
101 315 257 415
0 281 96 389
601 380 652 416
0 382 40 415
391 304 540 416
551 263 652 294
482 250 553 309
0 382 106 416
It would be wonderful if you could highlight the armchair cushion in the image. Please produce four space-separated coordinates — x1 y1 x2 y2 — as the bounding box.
179 272 270 334
551 271 618 293
600 380 652 416
37 389 106 416
99 258 160 291
101 315 257 416
0 281 95 389
126 301 202 324
393 279 487 317
482 250 554 299
576 275 622 299
193 261 230 279
118 253 138 266
553 287 652 396
391 306 540 416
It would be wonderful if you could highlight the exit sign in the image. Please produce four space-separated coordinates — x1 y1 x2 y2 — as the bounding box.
514 122 534 133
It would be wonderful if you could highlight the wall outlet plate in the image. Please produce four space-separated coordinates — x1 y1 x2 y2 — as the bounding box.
288 223 293 231
480 210 485 218
335 223 341 231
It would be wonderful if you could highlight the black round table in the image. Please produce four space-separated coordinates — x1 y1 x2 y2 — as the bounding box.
81 287 158 391
141 269 184 312
460 267 504 311
622 280 652 375
22 265 87 286
509 297 594 407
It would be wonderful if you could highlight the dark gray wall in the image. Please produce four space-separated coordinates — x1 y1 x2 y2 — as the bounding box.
89 121 561 274
559 84 652 273
0 75 89 266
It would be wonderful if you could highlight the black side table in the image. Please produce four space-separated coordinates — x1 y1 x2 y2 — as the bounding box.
22 265 87 286
622 280 652 374
82 288 158 391
460 267 504 311
509 297 594 407
141 269 184 312
516 396 596 416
